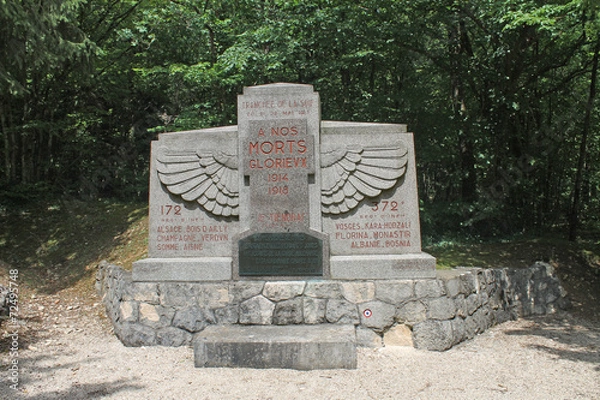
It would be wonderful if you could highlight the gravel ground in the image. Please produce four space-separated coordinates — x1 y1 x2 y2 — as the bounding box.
2 292 599 400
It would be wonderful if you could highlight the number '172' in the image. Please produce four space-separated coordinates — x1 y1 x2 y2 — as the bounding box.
161 205 181 215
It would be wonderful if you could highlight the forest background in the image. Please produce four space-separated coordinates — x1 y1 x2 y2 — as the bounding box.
1 0 599 241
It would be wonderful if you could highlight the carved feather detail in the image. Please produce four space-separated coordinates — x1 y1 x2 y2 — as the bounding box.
156 147 239 217
156 143 408 217
320 144 408 214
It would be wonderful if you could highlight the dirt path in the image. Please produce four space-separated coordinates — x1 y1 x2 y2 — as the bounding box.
2 291 599 400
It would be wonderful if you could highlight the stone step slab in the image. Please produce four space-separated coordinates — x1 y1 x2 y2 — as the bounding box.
193 324 357 370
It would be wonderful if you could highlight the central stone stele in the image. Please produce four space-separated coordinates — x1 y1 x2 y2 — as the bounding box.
133 83 435 281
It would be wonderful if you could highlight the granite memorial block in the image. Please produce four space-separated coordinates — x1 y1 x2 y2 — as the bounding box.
235 85 328 278
133 83 435 282
320 121 434 279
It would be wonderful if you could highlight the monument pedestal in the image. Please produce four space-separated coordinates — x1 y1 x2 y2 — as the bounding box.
132 252 436 281
132 258 232 281
330 253 436 280
194 324 357 370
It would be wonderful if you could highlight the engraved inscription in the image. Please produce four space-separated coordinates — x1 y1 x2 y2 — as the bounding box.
239 233 323 276
242 119 314 232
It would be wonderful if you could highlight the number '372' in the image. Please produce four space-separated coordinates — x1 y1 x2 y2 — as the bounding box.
371 201 398 212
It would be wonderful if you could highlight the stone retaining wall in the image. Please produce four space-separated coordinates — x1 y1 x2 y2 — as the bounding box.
95 262 569 351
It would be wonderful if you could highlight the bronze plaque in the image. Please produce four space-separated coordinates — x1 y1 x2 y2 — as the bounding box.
238 232 323 276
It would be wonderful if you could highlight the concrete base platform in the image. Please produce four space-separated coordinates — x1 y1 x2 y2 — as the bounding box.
193 325 357 370
330 253 437 280
132 257 232 281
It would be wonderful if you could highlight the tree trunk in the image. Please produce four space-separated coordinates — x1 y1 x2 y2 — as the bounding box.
569 37 599 241
205 24 217 66
0 107 10 181
450 17 477 202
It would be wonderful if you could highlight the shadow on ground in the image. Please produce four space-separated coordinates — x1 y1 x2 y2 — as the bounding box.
503 315 600 371
0 200 147 294
4 345 144 399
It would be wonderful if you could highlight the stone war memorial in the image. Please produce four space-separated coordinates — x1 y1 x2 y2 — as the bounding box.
136 83 435 280
97 83 569 370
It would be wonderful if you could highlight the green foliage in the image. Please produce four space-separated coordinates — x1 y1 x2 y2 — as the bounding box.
0 0 93 95
0 0 598 240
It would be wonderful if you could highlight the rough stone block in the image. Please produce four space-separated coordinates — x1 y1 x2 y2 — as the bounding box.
123 282 160 304
157 327 192 346
173 306 215 332
412 320 454 351
107 297 120 322
358 301 396 332
229 281 265 303
239 295 274 325
115 322 157 347
444 277 462 298
195 283 230 308
450 318 467 346
555 294 571 311
326 299 359 324
415 279 445 298
471 306 493 333
454 295 467 318
356 326 383 348
465 293 480 316
273 298 304 324
304 281 343 299
375 280 414 304
139 302 158 322
464 315 479 339
341 281 375 303
119 301 138 323
479 291 489 306
139 303 174 329
426 297 456 320
395 300 426 325
384 324 413 347
494 309 513 325
460 271 479 294
159 283 196 307
263 281 306 301
303 297 326 324
214 306 239 324
194 325 357 370
477 270 489 292
483 269 496 285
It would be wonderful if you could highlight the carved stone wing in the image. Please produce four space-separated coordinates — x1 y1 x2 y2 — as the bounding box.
156 147 239 217
320 144 408 214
